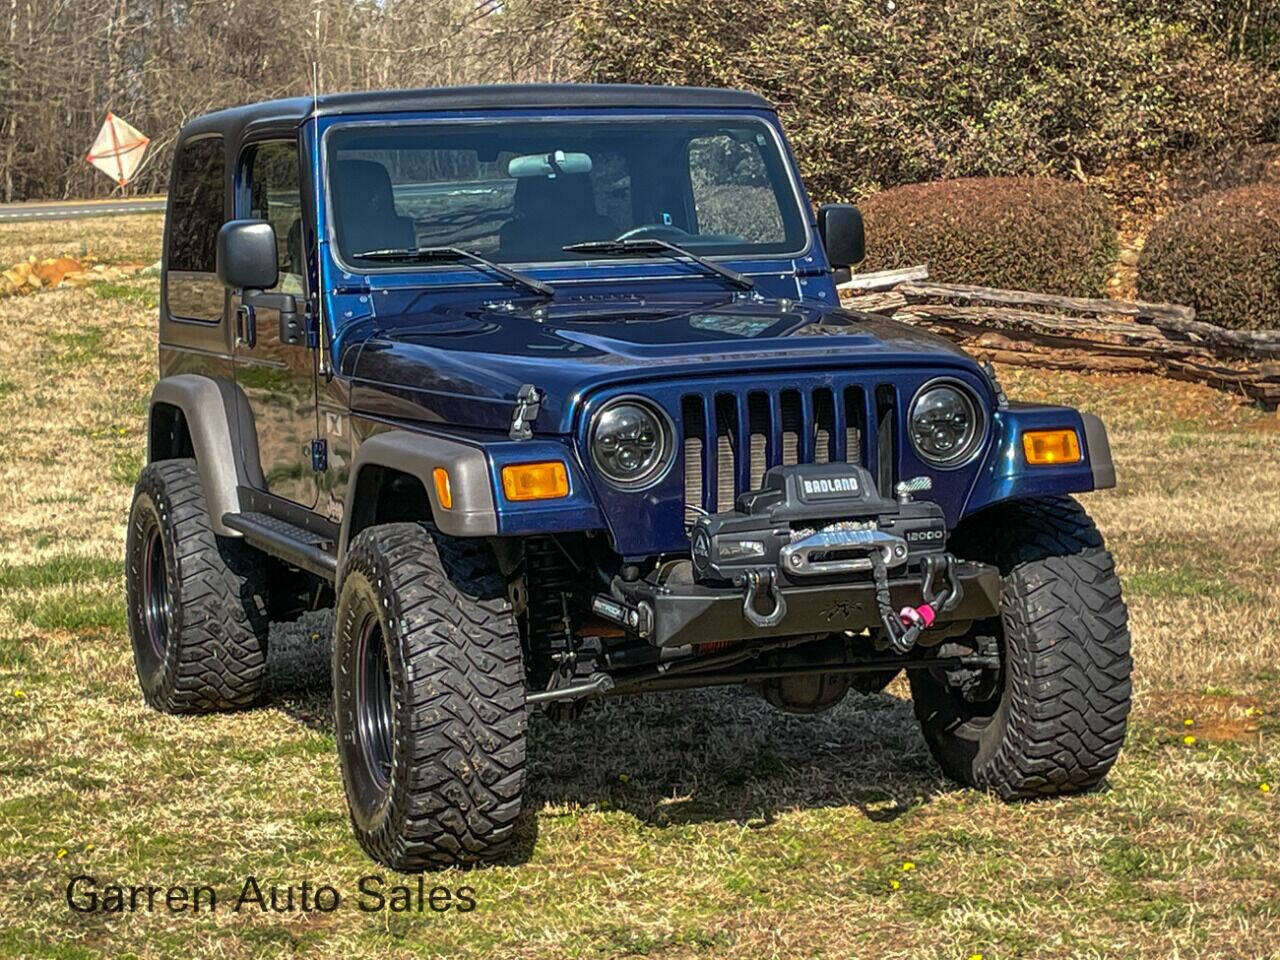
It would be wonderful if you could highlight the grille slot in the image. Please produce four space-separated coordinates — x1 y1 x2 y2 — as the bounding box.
680 381 878 520
814 388 834 464
875 385 896 497
714 394 738 513
747 392 769 490
842 386 862 464
681 396 705 527
780 390 801 466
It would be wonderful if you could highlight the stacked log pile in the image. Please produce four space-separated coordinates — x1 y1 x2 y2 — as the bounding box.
838 268 1280 407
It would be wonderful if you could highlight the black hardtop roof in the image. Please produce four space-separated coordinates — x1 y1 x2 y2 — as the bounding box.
179 83 775 143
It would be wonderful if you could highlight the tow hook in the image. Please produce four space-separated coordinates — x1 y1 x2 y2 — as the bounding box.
741 568 787 628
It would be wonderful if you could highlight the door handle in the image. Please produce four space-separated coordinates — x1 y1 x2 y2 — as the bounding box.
236 304 257 349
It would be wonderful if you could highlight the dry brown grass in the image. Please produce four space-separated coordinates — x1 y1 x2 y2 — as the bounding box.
0 212 162 267
0 215 1278 959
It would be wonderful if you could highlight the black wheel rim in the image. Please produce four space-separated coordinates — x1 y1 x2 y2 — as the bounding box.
354 615 394 791
140 522 172 661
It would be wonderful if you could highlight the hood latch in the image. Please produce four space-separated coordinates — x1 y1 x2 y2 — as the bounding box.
509 384 543 440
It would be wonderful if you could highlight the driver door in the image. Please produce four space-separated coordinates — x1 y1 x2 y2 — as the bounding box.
233 138 319 508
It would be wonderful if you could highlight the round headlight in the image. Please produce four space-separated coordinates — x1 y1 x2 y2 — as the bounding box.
909 381 984 466
590 399 673 488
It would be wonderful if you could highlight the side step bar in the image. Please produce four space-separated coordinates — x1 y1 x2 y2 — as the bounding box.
222 511 338 581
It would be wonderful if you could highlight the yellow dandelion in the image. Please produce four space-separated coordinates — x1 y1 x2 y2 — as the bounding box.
618 773 630 783
889 879 900 890
12 689 24 699
969 955 985 960
901 861 916 871
1262 783 1271 793
85 843 94 852
1183 735 1197 746
1183 718 1194 727
56 848 67 859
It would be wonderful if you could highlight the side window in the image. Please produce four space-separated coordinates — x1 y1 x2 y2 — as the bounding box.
165 136 225 322
247 141 304 294
687 134 786 244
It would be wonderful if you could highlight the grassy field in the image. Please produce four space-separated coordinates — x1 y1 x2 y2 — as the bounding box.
1 215 1278 959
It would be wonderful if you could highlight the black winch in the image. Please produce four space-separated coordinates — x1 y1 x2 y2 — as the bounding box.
690 463 947 584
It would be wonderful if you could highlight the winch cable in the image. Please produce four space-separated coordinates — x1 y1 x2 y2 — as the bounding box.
871 554 912 654
873 553 964 655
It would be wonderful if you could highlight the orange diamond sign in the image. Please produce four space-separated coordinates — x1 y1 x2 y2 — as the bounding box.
86 113 150 186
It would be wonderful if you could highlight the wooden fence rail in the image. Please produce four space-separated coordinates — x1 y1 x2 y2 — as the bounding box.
839 268 1280 407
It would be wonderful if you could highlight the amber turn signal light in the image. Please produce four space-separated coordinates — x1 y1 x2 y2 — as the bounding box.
432 467 453 510
501 461 569 501
1022 429 1081 465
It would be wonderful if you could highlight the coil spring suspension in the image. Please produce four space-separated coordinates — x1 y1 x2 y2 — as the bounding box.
521 537 600 706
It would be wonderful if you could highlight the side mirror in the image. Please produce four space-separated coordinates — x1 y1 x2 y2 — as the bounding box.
817 203 865 269
216 219 304 347
217 219 279 291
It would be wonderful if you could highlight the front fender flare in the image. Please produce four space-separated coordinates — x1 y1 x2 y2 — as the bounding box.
339 430 498 564
963 406 1115 517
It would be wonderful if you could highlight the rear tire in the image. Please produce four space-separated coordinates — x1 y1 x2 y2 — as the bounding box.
333 522 527 870
125 459 269 712
910 497 1131 799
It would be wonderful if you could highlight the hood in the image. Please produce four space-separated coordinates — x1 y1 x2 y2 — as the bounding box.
342 293 979 434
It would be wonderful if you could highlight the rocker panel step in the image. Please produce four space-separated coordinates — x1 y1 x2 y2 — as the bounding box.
222 511 338 581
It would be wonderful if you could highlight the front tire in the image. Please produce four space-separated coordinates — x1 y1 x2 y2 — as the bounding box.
125 459 269 712
333 523 527 870
910 497 1131 799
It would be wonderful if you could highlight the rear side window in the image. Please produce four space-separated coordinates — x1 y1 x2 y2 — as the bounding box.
166 136 225 323
168 137 225 272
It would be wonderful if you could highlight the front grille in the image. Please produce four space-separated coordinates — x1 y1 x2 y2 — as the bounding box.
681 383 894 521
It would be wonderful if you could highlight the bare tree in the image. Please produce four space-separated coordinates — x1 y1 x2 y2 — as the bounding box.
0 0 572 200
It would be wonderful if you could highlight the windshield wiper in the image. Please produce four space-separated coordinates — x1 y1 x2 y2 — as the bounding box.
351 245 555 298
563 238 754 290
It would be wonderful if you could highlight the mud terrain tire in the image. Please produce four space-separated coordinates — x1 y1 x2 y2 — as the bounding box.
333 522 526 870
910 497 1131 799
125 459 269 712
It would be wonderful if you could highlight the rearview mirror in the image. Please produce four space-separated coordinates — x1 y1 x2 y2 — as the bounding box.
817 203 865 269
507 150 593 178
217 219 278 291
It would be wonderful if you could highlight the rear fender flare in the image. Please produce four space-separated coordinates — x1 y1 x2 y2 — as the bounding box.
147 375 263 536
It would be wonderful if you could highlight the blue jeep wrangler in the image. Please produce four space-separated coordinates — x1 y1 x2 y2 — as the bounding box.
127 84 1131 870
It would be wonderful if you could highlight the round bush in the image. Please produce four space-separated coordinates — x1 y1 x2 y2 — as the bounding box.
1139 184 1280 331
858 178 1117 296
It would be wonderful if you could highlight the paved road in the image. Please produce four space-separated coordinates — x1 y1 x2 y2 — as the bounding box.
0 196 166 222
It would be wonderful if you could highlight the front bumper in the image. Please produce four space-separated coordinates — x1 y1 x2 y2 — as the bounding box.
608 558 1001 648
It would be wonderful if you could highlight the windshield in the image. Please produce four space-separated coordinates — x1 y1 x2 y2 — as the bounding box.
325 117 808 269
